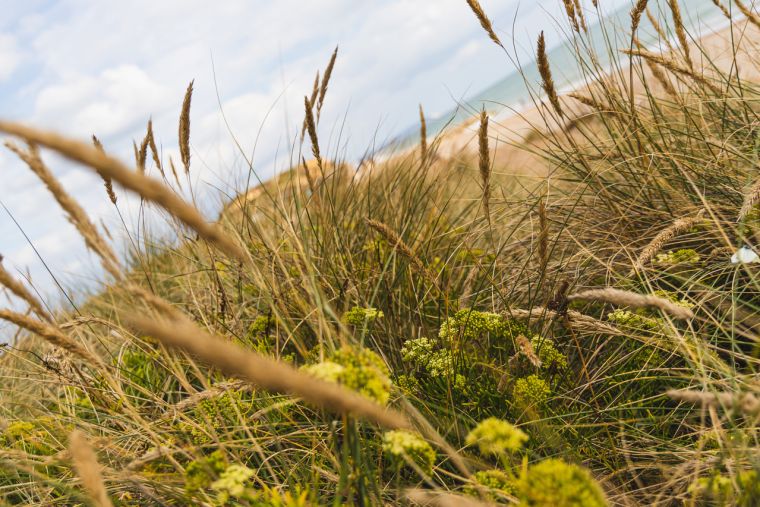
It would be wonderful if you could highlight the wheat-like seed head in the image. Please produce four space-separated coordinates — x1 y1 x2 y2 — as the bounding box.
478 110 491 226
634 210 705 269
735 0 760 30
667 0 692 69
68 430 113 507
667 389 760 415
419 104 427 165
630 0 649 34
92 135 117 204
304 95 322 171
465 0 503 48
537 31 563 116
179 80 193 174
317 46 338 120
568 287 694 320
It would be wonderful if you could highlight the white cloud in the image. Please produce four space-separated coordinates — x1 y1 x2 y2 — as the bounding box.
0 33 20 81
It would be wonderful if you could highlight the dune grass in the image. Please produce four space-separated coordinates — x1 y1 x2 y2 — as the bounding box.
0 1 759 505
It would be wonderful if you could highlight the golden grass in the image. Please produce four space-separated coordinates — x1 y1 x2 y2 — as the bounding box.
68 430 113 507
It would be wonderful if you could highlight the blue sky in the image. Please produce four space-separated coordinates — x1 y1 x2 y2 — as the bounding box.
0 0 641 308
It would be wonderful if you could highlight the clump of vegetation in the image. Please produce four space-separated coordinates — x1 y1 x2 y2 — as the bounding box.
0 0 759 504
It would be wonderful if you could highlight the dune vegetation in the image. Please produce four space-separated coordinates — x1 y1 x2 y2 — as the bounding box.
2 0 760 505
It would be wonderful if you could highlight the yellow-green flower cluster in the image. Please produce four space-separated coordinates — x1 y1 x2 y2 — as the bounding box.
512 375 551 408
401 337 455 377
465 417 527 455
652 290 693 309
689 469 760 506
655 248 700 265
531 337 567 370
464 469 515 499
303 361 345 383
211 464 255 503
304 346 391 405
606 309 660 331
516 458 607 507
185 450 227 493
0 418 57 455
342 306 384 326
248 314 275 338
439 309 528 343
382 430 436 473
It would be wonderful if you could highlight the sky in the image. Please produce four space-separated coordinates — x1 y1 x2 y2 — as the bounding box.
0 0 643 309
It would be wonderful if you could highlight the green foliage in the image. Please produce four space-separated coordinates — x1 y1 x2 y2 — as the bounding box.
655 248 701 265
342 306 384 326
512 375 551 408
465 417 528 455
464 469 515 499
185 450 228 494
381 430 436 474
516 459 608 507
304 346 391 404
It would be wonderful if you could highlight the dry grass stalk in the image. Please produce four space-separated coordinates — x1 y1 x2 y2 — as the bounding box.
508 307 623 335
538 197 548 274
667 0 693 69
68 430 113 507
478 110 491 226
137 129 148 173
405 489 492 507
0 262 50 322
0 121 248 264
302 156 317 196
145 119 163 177
364 218 438 287
624 48 720 94
419 104 427 165
317 46 338 120
168 156 182 189
634 209 704 268
569 92 602 110
537 32 563 116
568 287 694 320
630 0 649 34
572 0 587 31
465 0 503 48
666 389 760 415
711 0 732 20
646 7 671 46
128 315 410 429
304 96 323 171
739 178 760 221
301 70 320 140
92 136 117 204
0 309 103 366
735 0 760 30
643 56 679 97
179 80 194 174
516 335 541 368
562 0 580 32
5 141 121 278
